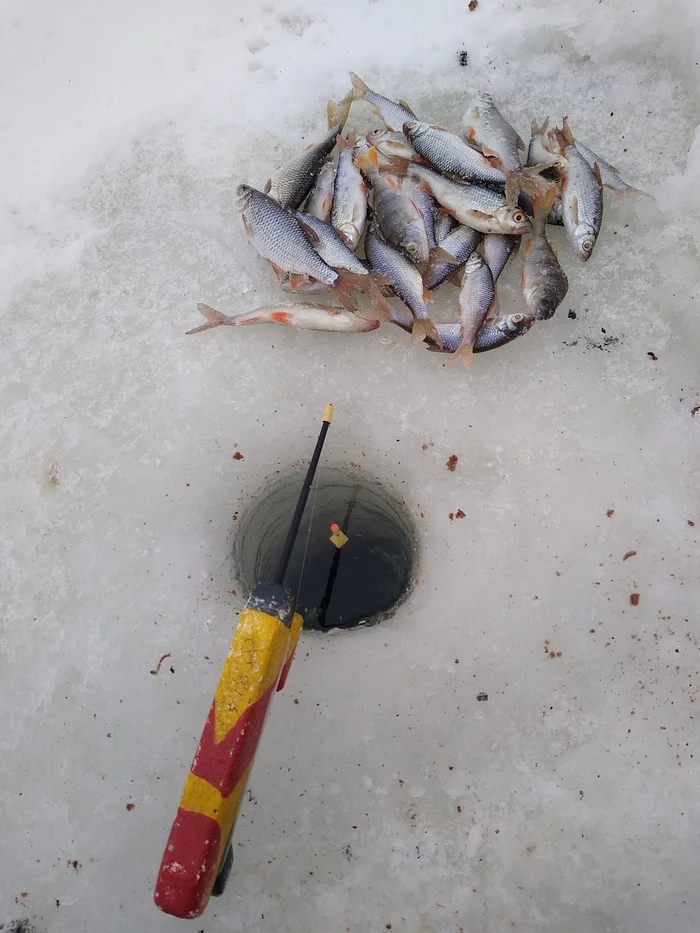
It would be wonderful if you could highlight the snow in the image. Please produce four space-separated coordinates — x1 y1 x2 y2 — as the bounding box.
1 0 699 931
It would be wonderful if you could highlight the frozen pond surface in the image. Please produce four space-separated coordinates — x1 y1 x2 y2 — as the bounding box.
1 0 699 930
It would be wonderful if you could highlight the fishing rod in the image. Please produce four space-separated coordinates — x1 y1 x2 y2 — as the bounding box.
154 404 334 919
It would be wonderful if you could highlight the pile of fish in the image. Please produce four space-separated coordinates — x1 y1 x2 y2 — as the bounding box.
189 73 647 366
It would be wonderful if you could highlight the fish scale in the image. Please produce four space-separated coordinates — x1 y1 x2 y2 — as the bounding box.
404 121 506 186
423 226 482 291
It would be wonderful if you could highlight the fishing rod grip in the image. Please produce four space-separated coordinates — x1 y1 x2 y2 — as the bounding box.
154 583 303 919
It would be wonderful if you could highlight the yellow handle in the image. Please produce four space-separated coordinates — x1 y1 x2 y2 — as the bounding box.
322 403 334 424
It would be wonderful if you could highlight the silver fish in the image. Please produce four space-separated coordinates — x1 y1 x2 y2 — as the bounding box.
426 314 536 353
521 186 569 320
238 185 387 316
358 147 429 265
408 165 532 235
294 211 368 274
553 119 603 261
423 226 482 290
187 302 379 335
461 92 525 172
482 233 520 282
403 121 506 186
364 222 441 346
434 209 458 243
330 132 367 250
448 251 496 367
349 72 417 132
265 94 352 209
305 158 336 221
574 140 649 199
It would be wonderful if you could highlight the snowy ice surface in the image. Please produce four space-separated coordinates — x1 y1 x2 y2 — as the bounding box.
1 0 699 931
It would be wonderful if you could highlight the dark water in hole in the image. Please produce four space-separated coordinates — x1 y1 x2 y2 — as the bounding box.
234 470 416 629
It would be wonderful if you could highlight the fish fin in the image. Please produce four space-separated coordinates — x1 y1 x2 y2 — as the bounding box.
289 274 311 292
270 310 295 325
422 286 433 303
398 99 417 116
377 157 409 178
466 126 478 142
431 245 460 264
355 145 380 174
571 195 579 225
268 260 284 280
547 128 565 156
351 201 364 223
411 317 442 347
332 269 392 320
531 116 549 137
447 268 463 286
480 144 500 161
242 214 255 238
593 162 603 187
505 171 520 209
263 179 272 194
610 185 653 205
327 89 353 130
533 184 557 228
560 116 574 146
516 135 526 151
296 216 321 246
349 72 369 99
186 303 233 335
445 343 474 369
336 130 358 150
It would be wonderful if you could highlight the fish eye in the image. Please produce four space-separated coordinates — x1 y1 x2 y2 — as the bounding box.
512 211 526 223
404 121 417 132
582 238 594 252
512 314 524 323
406 243 417 253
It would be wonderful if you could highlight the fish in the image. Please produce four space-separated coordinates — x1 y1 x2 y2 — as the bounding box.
553 118 603 261
448 251 496 367
365 129 422 163
521 185 569 319
408 164 532 235
574 139 650 200
403 121 506 186
237 185 389 317
357 147 429 265
425 314 536 353
402 180 438 250
187 302 379 335
330 132 367 250
434 209 458 243
265 93 352 209
364 221 442 346
294 211 368 274
482 233 520 282
349 72 417 132
305 158 336 221
461 92 526 172
423 225 482 290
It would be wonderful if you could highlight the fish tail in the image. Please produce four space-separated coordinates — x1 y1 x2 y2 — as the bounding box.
411 317 442 348
349 71 369 101
445 343 474 369
330 269 367 314
532 183 557 234
336 270 394 321
327 88 353 131
531 116 549 137
185 303 233 335
336 129 358 150
610 185 653 206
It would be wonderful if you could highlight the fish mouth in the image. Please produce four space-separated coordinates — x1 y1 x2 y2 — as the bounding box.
236 184 254 206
